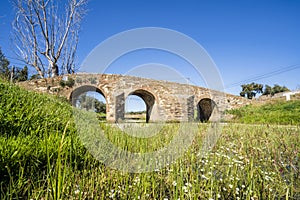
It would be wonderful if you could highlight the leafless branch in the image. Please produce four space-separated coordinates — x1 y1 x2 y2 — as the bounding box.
12 0 87 78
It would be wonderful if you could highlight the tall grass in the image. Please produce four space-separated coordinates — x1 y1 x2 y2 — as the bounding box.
0 80 299 199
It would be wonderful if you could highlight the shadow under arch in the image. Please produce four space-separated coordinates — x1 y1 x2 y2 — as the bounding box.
70 85 107 118
127 89 155 123
197 98 217 122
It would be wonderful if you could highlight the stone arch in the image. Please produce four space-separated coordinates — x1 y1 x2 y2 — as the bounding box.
197 98 217 122
69 85 107 118
126 89 155 123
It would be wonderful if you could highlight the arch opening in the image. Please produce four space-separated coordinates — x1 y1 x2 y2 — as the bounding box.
70 86 107 121
125 89 155 123
197 98 217 122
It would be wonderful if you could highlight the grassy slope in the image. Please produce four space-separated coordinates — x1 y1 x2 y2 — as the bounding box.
0 81 73 136
227 100 300 125
0 80 92 198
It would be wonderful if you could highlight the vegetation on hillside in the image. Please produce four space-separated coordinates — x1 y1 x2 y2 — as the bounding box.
0 47 28 82
240 82 263 99
227 100 300 125
240 82 290 99
0 80 299 199
263 84 290 96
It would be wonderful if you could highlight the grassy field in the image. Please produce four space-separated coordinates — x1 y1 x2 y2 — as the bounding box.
0 80 299 199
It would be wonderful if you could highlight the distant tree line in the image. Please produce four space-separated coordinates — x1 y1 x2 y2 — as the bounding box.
240 82 290 99
262 84 290 96
77 93 106 114
0 47 28 82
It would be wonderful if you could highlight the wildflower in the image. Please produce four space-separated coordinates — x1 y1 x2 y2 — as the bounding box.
229 184 233 189
201 174 209 180
109 190 115 198
182 186 188 193
242 185 246 188
185 182 192 189
233 159 243 164
74 189 80 195
172 181 177 186
217 194 221 198
134 176 140 183
265 175 272 181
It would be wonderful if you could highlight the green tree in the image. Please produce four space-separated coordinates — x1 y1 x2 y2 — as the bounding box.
271 84 290 95
240 82 263 99
77 93 106 114
262 84 290 96
0 47 30 82
15 66 28 81
262 84 272 95
0 47 10 80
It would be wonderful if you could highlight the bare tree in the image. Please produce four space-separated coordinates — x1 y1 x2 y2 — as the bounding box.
12 0 87 78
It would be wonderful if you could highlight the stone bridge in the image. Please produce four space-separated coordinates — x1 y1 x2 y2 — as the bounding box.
19 73 249 122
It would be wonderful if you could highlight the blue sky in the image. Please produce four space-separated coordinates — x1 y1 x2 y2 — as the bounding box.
1 0 300 100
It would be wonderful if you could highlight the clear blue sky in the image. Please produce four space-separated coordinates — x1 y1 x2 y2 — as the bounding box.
1 0 300 98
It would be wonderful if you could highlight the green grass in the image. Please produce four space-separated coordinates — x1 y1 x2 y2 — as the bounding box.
227 100 300 125
0 80 299 199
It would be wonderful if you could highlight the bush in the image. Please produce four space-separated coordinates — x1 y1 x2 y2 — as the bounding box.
59 77 75 88
65 77 75 87
59 79 66 88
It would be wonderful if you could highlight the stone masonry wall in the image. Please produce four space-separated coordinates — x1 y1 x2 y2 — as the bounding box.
18 73 250 122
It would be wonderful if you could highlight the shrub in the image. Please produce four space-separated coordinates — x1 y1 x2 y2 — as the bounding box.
65 77 75 87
